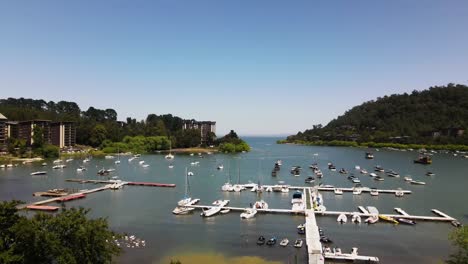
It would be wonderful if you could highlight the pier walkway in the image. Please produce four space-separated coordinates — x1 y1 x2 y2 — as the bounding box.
305 187 325 264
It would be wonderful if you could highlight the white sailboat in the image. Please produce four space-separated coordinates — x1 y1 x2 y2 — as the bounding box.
173 169 199 215
221 162 233 191
115 148 121 164
165 141 174 160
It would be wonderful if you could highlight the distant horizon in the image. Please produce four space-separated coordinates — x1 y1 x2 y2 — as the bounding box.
2 1 468 135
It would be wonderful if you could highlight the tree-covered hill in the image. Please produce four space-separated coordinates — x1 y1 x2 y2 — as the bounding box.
286 84 468 145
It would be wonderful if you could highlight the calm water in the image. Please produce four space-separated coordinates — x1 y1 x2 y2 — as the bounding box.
1 137 467 264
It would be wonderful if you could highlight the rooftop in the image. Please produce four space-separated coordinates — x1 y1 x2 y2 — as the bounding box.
0 113 7 120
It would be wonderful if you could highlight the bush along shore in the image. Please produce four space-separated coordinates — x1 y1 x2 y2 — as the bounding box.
277 139 468 152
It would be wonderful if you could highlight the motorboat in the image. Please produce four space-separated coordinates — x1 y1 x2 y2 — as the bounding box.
200 200 229 217
291 191 303 204
52 164 66 169
281 186 289 193
397 218 416 225
41 163 47 166
355 165 361 170
240 208 257 219
351 213 361 223
297 227 305 235
451 220 463 228
352 188 362 195
105 155 115 159
352 178 361 183
360 169 368 174
187 171 194 176
257 236 266 245
322 184 334 188
410 180 426 185
414 155 432 164
305 176 315 183
266 237 277 246
379 215 399 224
217 165 224 170
395 189 404 197
426 172 435 176
365 152 374 159
374 166 384 172
53 159 62 164
114 160 121 164
339 168 348 174
76 166 86 172
83 158 90 163
178 197 192 206
279 238 289 247
168 164 174 168
334 188 343 195
220 209 230 214
142 164 150 168
370 189 379 196
369 172 377 177
294 239 303 248
365 215 379 224
387 170 400 177
320 236 333 243
404 176 413 182
30 171 47 176
66 158 73 163
253 200 268 209
233 184 243 192
374 176 384 181
139 160 145 165
315 170 323 178
337 213 348 223
97 169 110 175
128 157 135 162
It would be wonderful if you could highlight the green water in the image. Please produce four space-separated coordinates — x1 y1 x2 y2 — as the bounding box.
1 137 466 263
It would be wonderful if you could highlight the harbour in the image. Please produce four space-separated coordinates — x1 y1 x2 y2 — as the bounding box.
1 137 467 263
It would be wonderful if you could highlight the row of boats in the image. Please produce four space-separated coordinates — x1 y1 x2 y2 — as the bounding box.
257 236 303 248
336 207 416 225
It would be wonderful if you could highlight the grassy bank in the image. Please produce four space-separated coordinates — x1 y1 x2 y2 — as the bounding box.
277 139 468 152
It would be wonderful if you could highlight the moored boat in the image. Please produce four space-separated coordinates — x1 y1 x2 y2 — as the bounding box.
337 213 348 223
294 239 303 248
397 218 416 225
30 171 47 175
257 236 266 245
379 215 399 224
279 238 289 247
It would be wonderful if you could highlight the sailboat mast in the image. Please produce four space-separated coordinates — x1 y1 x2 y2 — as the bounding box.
185 167 188 197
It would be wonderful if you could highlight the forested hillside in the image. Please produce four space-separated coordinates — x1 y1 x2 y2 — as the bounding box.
0 98 209 148
286 84 468 145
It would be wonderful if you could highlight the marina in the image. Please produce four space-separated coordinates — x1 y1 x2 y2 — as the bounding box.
1 137 467 264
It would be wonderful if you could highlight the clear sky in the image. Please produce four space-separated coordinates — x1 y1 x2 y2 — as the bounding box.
1 1 467 136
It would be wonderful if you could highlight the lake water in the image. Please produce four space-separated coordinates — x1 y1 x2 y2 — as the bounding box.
1 137 467 264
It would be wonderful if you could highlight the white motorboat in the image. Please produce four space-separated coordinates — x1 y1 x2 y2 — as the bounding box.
139 160 145 165
165 153 174 160
369 173 377 177
280 238 289 247
115 160 121 164
360 169 368 174
168 164 174 168
291 191 303 204
66 159 73 163
404 176 413 182
351 213 361 223
253 200 269 209
233 184 243 192
352 178 361 183
337 213 348 223
355 165 361 170
220 209 230 214
128 157 135 162
217 165 224 170
52 164 66 169
370 189 379 196
334 188 343 195
240 208 257 219
221 182 233 191
395 188 404 197
30 171 47 176
105 155 115 159
76 166 86 172
410 180 426 185
352 188 362 195
281 186 289 193
53 159 62 164
83 158 90 163
41 163 47 166
142 164 150 168
187 171 194 176
294 239 303 248
201 200 230 217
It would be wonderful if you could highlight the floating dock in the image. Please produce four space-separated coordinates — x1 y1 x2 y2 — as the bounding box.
66 179 176 187
26 205 60 211
305 188 325 264
237 184 411 195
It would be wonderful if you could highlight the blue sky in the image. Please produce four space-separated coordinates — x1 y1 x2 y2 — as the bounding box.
1 1 467 136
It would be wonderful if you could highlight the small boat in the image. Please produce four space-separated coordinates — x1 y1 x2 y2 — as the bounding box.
142 164 150 168
139 160 145 165
395 189 404 197
52 164 66 169
253 200 269 209
30 171 47 176
76 166 86 172
365 216 379 224
352 188 362 195
414 155 432 164
66 158 73 163
370 189 379 196
266 237 277 246
53 159 62 164
83 158 90 163
334 188 343 195
365 152 374 159
220 209 231 214
404 176 413 182
305 176 315 183
451 220 462 228
426 172 435 176
379 215 399 224
320 236 333 243
115 160 121 164
374 176 384 181
355 165 361 170
360 169 368 174
397 218 416 225
374 166 384 172
410 180 426 185
322 184 334 188
339 168 348 174
168 164 174 168
297 227 305 235
352 178 361 183
105 155 115 159
294 239 303 248
387 170 400 177
279 238 289 247
217 165 224 170
257 236 266 245
337 213 348 223
351 213 361 223
128 157 135 162
369 172 377 177
41 163 47 166
240 208 257 219
187 171 194 176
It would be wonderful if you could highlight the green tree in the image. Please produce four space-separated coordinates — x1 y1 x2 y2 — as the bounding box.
447 226 468 264
41 144 59 158
32 125 44 149
0 201 121 264
90 124 108 147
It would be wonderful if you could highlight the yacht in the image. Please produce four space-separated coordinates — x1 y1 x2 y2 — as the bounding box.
240 208 257 219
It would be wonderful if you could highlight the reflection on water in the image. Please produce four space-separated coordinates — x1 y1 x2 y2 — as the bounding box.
158 251 281 264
